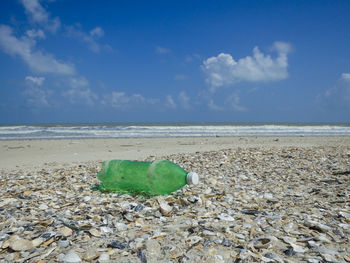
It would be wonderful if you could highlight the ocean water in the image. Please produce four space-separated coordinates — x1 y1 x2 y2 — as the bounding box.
0 123 350 140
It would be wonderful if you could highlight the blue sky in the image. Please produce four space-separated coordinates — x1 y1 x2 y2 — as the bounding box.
0 0 349 124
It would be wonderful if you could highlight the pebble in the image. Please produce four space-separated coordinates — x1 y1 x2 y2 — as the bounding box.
0 146 349 262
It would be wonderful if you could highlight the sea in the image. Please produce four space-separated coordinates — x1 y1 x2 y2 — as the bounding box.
0 123 350 140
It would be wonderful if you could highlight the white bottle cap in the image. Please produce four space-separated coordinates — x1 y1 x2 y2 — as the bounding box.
186 172 199 185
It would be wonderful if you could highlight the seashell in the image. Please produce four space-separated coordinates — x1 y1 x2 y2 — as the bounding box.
218 213 234 222
235 233 245 239
31 237 45 247
186 235 202 245
38 204 48 210
123 213 134 222
307 240 319 247
241 209 260 215
88 228 101 237
107 240 127 249
59 250 82 263
58 238 70 248
97 253 110 263
8 236 33 251
312 233 331 243
202 230 215 236
100 226 113 234
83 196 91 202
307 259 320 263
145 239 161 254
304 220 332 232
290 243 307 253
58 226 73 237
321 253 337 262
339 211 350 219
251 237 273 249
159 202 172 216
339 223 350 230
134 204 143 212
115 222 127 231
83 250 99 261
282 236 296 244
283 246 296 256
169 247 183 259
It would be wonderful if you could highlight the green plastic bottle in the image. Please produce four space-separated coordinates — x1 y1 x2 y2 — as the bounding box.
95 160 199 196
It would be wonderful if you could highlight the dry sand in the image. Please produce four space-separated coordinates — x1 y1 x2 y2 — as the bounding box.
1 136 350 171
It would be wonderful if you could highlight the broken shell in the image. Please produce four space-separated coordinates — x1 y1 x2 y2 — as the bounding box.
159 202 172 216
58 238 70 248
58 226 73 237
88 228 101 237
8 236 33 251
97 253 110 263
59 250 82 262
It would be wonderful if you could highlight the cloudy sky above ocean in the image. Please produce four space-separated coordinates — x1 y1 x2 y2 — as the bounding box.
0 0 349 124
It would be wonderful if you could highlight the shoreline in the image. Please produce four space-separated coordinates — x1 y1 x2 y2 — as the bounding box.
2 134 350 141
1 136 349 171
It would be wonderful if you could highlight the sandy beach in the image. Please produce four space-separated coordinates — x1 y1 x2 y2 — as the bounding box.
0 136 349 262
1 136 350 171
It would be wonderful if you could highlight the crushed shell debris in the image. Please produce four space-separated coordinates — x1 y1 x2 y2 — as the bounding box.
0 146 349 262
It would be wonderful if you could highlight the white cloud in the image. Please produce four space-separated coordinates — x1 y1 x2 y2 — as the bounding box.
318 73 350 108
26 29 45 39
341 73 350 80
20 0 61 33
21 0 48 23
178 91 191 109
155 46 171 54
104 92 151 109
101 91 161 110
324 73 350 101
90 27 104 38
22 86 52 107
69 76 89 89
25 76 45 86
202 41 291 91
66 25 106 53
208 99 223 111
62 77 98 106
23 74 51 107
0 25 75 75
63 88 97 106
225 93 246 111
166 95 176 109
